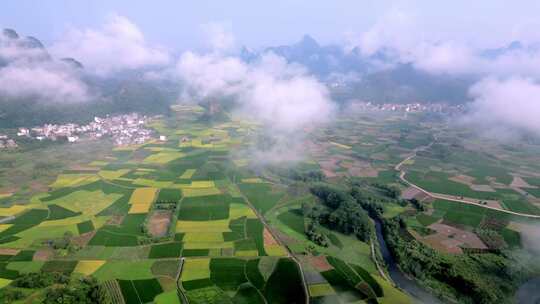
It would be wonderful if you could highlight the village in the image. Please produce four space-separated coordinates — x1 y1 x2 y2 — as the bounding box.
1 113 156 149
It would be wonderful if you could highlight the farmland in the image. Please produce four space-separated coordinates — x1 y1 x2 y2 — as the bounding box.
1 106 539 303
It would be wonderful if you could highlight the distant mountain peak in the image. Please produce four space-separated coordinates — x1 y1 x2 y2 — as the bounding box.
507 40 523 51
2 28 19 40
298 34 320 49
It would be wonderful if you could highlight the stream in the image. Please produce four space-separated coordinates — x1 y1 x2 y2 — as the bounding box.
373 219 443 304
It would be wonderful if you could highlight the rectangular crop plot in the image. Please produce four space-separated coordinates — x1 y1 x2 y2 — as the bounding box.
238 183 284 214
77 220 95 234
156 189 182 203
148 242 183 259
177 195 231 221
119 279 163 304
129 188 158 205
210 258 247 291
41 260 78 274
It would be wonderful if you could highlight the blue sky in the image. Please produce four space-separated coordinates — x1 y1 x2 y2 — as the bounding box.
3 0 540 50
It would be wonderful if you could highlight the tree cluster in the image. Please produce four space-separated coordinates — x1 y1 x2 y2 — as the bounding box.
382 217 529 304
308 183 372 242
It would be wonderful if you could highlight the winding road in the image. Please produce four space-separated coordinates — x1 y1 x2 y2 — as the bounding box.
395 141 540 219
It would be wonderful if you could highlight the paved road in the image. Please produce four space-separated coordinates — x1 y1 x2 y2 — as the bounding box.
395 142 540 219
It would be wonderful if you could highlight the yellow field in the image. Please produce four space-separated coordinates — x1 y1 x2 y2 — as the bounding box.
50 174 99 188
329 141 352 149
183 232 224 242
74 260 106 275
0 193 13 199
38 216 89 227
229 203 257 219
142 152 185 164
0 205 28 217
128 203 152 214
176 219 230 233
308 283 335 297
0 278 11 289
187 181 215 188
133 178 173 188
129 188 158 204
0 224 12 233
233 159 249 167
98 169 131 180
264 244 288 256
183 241 233 250
234 250 259 257
88 160 108 167
241 178 264 183
49 190 123 215
180 169 196 179
179 187 221 197
182 258 211 281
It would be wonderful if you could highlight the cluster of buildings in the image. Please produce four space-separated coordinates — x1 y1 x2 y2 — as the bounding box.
0 134 17 149
15 113 155 146
350 102 465 113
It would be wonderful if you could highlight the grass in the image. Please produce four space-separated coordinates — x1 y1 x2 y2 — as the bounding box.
93 260 155 280
156 188 182 203
416 213 439 226
148 242 183 259
46 190 123 216
239 183 284 214
180 169 197 179
209 258 247 291
77 220 95 234
143 152 186 164
50 174 99 188
277 208 305 235
264 258 306 304
99 169 130 180
0 205 28 217
182 258 211 281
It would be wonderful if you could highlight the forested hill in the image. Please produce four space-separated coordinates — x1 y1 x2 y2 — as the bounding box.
0 28 174 128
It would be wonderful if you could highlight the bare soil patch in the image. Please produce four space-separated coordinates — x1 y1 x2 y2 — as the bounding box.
511 176 537 189
309 255 333 272
419 223 487 254
107 215 124 226
33 248 54 261
0 248 20 255
71 231 96 247
470 184 496 192
147 210 171 237
402 187 423 200
263 228 279 246
449 174 476 186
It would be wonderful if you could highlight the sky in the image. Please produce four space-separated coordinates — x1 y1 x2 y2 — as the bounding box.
2 0 540 139
3 0 540 50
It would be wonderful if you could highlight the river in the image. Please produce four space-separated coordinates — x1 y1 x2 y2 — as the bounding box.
516 278 540 304
373 219 443 304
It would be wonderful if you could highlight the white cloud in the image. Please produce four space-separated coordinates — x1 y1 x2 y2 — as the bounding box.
466 77 540 135
201 22 236 52
177 51 335 132
51 14 170 75
0 63 90 103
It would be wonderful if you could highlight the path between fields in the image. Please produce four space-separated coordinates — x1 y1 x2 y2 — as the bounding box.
236 185 310 304
395 140 540 219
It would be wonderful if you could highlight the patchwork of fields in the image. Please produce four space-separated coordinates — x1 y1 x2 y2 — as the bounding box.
4 108 538 303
